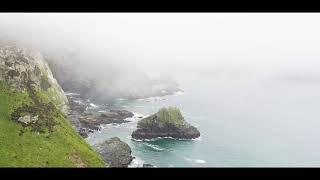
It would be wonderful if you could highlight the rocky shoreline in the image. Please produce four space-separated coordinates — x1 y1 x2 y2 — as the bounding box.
66 93 196 168
66 93 135 138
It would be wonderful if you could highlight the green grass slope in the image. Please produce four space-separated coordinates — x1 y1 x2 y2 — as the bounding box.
0 81 105 167
138 107 189 129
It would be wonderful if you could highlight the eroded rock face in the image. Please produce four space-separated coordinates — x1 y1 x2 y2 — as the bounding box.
93 137 134 167
0 45 69 114
131 107 200 140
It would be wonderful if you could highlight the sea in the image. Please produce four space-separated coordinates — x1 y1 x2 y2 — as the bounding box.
85 71 320 167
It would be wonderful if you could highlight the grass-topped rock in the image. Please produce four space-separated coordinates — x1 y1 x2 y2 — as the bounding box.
131 107 200 140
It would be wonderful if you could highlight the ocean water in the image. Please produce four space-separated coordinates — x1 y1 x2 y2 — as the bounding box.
86 73 320 167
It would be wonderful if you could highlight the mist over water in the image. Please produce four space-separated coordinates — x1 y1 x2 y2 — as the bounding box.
1 13 320 166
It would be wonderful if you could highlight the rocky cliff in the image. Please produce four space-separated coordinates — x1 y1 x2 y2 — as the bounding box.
0 45 69 114
0 45 105 167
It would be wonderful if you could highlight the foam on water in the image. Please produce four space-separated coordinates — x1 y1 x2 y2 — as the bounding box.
128 156 145 168
65 92 81 96
143 143 164 151
184 157 206 164
90 103 99 108
132 136 202 142
74 100 84 105
126 112 146 122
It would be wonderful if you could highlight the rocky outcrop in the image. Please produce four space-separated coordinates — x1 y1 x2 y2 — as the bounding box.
66 93 134 138
0 45 69 114
93 137 134 167
132 107 200 140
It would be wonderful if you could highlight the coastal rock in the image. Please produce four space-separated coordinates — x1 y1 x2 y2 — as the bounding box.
131 107 200 140
100 109 134 123
78 128 93 138
0 44 105 167
66 93 134 137
93 137 134 167
0 45 69 114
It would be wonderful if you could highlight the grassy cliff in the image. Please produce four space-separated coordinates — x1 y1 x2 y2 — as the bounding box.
0 81 105 167
0 45 105 167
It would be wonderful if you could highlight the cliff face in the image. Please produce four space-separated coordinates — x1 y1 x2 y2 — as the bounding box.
0 45 105 167
0 46 68 114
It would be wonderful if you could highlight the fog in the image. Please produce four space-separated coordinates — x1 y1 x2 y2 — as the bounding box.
2 13 320 166
1 13 320 98
1 13 320 76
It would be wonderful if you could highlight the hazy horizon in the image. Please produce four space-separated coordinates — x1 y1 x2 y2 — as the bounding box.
1 13 320 78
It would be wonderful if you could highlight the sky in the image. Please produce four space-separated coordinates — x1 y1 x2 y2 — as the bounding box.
1 13 320 76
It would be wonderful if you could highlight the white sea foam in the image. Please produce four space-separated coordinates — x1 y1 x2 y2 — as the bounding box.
90 103 98 108
124 112 146 122
65 92 81 96
74 100 84 105
131 138 144 142
128 156 145 168
132 136 202 142
184 157 206 164
143 143 164 151
193 136 202 141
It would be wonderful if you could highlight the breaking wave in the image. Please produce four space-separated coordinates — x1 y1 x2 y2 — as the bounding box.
143 143 164 151
132 136 202 142
184 157 206 164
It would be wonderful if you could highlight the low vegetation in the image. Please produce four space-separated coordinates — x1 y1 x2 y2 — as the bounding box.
138 107 190 129
0 81 105 167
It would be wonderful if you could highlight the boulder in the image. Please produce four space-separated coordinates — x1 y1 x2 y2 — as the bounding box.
93 137 134 167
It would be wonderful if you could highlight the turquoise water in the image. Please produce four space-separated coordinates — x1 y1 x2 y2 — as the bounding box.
86 73 320 167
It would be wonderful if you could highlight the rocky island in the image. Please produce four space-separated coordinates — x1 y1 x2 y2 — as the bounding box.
131 107 200 140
